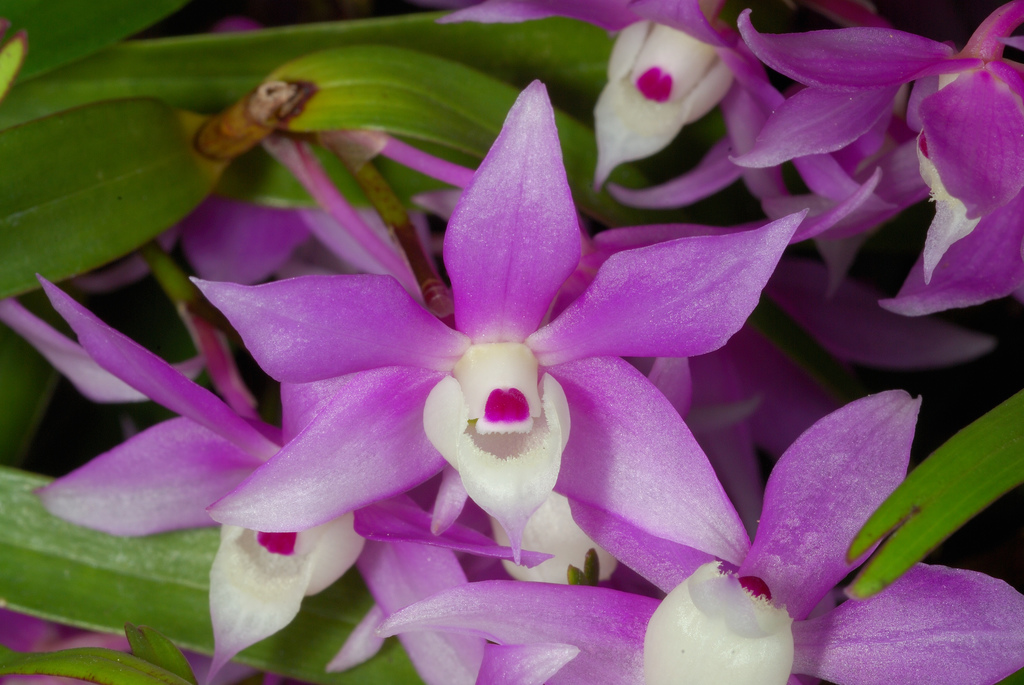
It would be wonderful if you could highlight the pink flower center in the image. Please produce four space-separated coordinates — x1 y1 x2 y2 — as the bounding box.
484 387 530 424
636 67 674 103
257 531 297 555
738 575 772 601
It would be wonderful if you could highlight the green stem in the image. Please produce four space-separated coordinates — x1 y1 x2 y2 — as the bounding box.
321 130 453 319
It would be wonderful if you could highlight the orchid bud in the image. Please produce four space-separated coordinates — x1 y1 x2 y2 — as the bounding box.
594 21 734 186
489 492 617 584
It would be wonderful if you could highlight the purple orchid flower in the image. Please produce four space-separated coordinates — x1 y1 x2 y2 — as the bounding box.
735 2 1024 297
195 81 801 566
442 0 781 192
379 391 1024 685
23 278 542 683
25 280 365 679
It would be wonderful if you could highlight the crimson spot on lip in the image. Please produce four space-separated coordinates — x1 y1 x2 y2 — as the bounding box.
257 531 298 555
738 575 772 601
918 132 930 158
484 387 530 423
636 67 673 103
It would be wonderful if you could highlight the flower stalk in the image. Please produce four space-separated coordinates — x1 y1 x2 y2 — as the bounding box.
320 129 454 319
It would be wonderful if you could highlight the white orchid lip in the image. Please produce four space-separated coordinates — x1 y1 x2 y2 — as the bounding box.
644 561 794 685
424 343 571 560
594 20 734 186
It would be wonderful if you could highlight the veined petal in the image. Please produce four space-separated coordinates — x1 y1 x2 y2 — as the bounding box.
792 565 1024 684
208 366 447 531
359 541 484 685
379 581 655 685
919 68 1024 219
179 197 309 285
740 391 920 619
767 259 995 369
37 418 263 536
552 356 749 565
0 298 148 403
39 279 277 459
477 643 580 685
570 499 715 594
733 87 898 168
196 276 469 383
736 11 965 90
882 189 1024 315
445 81 580 343
440 0 636 30
529 214 801 365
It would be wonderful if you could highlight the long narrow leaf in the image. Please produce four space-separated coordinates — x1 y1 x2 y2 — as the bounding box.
5 0 190 81
0 14 609 129
0 98 223 299
0 644 194 685
848 387 1024 597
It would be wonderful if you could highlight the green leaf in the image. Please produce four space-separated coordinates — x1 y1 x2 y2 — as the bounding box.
0 643 195 685
747 296 867 404
0 98 224 299
848 387 1024 597
5 0 191 81
0 320 55 466
124 624 197 685
0 466 421 684
0 14 609 129
270 45 664 227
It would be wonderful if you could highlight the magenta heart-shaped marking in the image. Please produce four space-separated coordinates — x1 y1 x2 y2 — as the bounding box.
484 387 531 423
636 67 673 103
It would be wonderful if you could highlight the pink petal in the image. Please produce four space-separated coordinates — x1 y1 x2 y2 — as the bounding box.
353 497 552 567
569 499 715 594
358 541 484 685
327 604 386 672
477 643 580 685
379 580 655 685
208 366 447 531
881 190 1024 315
0 298 148 403
440 0 636 30
737 10 969 89
195 275 469 383
629 0 729 48
529 214 801 365
608 137 742 209
740 391 921 619
39 279 277 460
734 86 898 168
444 81 581 343
724 327 840 459
551 356 749 565
919 67 1024 218
37 418 263 535
792 565 1024 684
179 197 309 285
768 258 995 368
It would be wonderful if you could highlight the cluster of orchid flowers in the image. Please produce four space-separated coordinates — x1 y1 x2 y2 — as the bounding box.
4 1 1024 684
